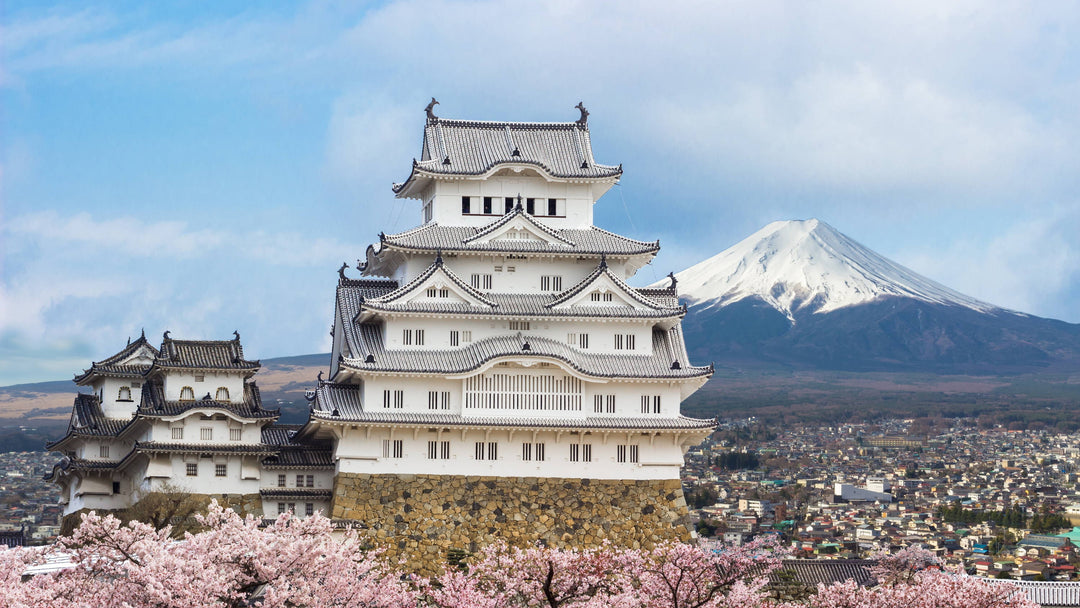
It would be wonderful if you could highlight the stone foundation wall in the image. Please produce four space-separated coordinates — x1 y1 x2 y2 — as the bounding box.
332 473 692 575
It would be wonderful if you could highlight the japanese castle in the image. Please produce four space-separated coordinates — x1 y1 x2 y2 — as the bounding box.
46 103 716 554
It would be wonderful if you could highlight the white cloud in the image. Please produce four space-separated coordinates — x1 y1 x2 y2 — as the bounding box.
894 208 1080 321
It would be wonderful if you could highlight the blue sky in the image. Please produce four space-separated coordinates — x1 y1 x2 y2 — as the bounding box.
3 1 1079 385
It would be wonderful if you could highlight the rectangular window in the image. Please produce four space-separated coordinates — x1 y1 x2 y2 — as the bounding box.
416 329 424 345
593 394 615 414
616 445 640 463
505 197 514 213
306 475 314 488
450 330 459 346
278 474 286 488
200 428 213 441
509 321 530 331
229 428 242 441
403 328 423 345
461 196 471 214
296 474 305 487
590 292 615 302
641 395 661 414
171 427 184 440
99 445 110 459
470 274 493 289
216 464 227 477
522 442 546 461
427 390 450 410
384 390 404 409
428 440 451 459
186 463 198 476
483 196 493 214
615 334 623 350
614 334 636 350
540 276 563 291
579 333 589 349
382 439 404 458
288 503 296 513
548 198 558 216
526 198 536 214
305 503 314 517
278 502 286 515
570 443 592 462
112 481 120 494
475 441 498 460
426 286 437 297
462 330 472 343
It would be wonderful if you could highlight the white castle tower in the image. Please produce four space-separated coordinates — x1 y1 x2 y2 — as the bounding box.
300 102 715 562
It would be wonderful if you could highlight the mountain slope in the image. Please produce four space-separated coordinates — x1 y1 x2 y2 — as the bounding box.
672 219 1000 320
665 219 1080 372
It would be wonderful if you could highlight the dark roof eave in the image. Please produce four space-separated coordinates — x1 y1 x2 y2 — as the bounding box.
393 162 622 197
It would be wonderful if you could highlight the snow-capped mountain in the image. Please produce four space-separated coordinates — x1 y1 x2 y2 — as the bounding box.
663 219 1080 372
666 219 1000 321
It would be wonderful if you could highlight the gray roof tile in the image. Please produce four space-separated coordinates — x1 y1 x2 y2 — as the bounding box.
393 118 621 194
154 333 259 372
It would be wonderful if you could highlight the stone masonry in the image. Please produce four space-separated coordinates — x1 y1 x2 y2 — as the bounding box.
332 473 693 575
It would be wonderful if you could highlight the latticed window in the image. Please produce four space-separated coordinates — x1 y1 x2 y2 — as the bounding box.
382 439 403 458
179 386 195 401
464 372 582 412
569 443 592 463
99 445 110 458
306 475 314 488
540 275 562 291
229 428 242 441
171 427 183 440
450 330 459 346
305 503 314 517
215 464 226 477
522 442 545 462
470 274 492 289
200 427 213 441
509 321 530 331
617 445 640 464
427 440 450 459
428 390 450 410
216 387 230 401
383 390 404 408
186 463 198 476
278 474 286 487
474 441 497 460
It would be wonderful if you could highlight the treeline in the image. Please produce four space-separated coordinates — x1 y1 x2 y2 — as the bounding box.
711 452 760 470
937 504 1027 528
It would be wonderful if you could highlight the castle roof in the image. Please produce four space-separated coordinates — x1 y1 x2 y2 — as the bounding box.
393 114 621 197
260 425 334 469
370 219 658 258
353 258 684 321
336 323 709 380
45 393 136 451
309 382 715 430
153 332 260 373
137 382 278 420
73 332 158 384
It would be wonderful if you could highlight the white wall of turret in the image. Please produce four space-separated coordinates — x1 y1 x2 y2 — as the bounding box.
396 255 633 288
87 377 145 418
421 173 603 229
359 373 683 418
161 371 247 403
332 425 691 480
145 413 266 444
380 316 655 356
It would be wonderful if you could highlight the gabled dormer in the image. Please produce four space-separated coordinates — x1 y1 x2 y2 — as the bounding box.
549 259 674 313
463 203 574 249
73 331 159 418
356 255 497 322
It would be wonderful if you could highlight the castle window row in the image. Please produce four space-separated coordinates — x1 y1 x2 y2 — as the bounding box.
383 390 404 409
428 390 450 410
425 286 450 298
641 395 661 414
276 503 319 517
614 334 636 350
593 394 615 414
382 439 404 458
470 273 493 289
402 328 424 346
449 330 472 346
177 386 231 402
589 292 614 302
461 196 564 217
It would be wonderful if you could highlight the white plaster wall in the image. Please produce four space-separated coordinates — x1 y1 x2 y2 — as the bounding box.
262 499 330 519
164 454 263 494
97 377 143 418
148 413 265 444
333 426 694 480
382 316 655 356
428 175 597 229
162 371 247 403
261 470 334 491
359 374 684 418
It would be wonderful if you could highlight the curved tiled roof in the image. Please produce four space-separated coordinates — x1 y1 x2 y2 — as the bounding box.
45 394 136 450
373 222 658 257
260 424 334 469
154 333 259 372
73 333 158 383
393 118 621 195
259 488 334 500
310 382 715 430
338 324 710 380
135 441 277 455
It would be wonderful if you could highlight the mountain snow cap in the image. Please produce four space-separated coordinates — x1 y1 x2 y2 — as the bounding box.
662 219 1000 321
